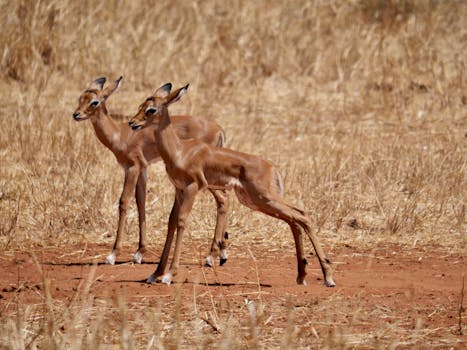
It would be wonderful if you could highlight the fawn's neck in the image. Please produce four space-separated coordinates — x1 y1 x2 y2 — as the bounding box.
90 106 122 152
156 107 184 166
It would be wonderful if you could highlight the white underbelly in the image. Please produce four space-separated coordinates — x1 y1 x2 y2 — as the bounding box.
207 176 243 191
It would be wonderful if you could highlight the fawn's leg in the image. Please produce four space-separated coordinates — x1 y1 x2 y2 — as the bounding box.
133 169 147 263
205 189 230 267
296 215 335 287
147 189 181 283
107 166 139 265
236 188 334 286
161 183 198 285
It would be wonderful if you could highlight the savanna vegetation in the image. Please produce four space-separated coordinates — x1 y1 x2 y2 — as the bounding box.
0 0 465 348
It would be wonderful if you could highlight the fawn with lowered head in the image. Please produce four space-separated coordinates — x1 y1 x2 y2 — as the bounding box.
72 77 230 267
129 83 335 287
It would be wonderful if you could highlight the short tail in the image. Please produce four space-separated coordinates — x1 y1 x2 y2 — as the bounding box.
274 170 305 215
276 170 284 197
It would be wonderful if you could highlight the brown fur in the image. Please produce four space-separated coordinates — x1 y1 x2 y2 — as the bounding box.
72 77 230 265
130 84 335 286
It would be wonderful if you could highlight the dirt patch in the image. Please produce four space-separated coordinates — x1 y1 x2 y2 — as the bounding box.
0 243 465 347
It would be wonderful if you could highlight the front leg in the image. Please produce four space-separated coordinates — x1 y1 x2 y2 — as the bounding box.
160 183 199 285
107 166 140 265
147 189 180 283
133 169 148 264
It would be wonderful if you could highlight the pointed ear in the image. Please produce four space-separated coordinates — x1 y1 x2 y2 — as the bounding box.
166 84 189 106
103 76 123 100
88 77 106 90
154 83 172 98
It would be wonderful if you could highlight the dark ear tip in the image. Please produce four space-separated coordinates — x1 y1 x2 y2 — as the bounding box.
184 84 189 90
117 76 123 82
161 82 172 92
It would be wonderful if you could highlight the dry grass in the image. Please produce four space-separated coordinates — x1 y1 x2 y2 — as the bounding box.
0 0 465 348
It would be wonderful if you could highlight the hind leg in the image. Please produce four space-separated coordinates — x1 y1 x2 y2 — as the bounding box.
237 189 334 286
296 217 335 287
205 189 230 267
289 221 308 285
133 169 148 264
278 198 335 286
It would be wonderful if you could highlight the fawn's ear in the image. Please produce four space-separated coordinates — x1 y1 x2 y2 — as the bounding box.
88 77 106 91
167 84 189 106
103 76 122 100
154 83 172 98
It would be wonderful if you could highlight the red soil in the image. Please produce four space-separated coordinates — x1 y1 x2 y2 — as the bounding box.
0 242 465 346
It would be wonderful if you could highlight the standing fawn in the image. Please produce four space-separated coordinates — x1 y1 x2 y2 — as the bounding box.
72 77 230 267
129 83 335 287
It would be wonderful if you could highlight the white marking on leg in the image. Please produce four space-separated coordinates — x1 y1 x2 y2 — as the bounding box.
161 272 173 285
133 251 143 264
205 255 214 267
106 252 116 265
325 277 336 287
219 249 228 260
296 276 307 285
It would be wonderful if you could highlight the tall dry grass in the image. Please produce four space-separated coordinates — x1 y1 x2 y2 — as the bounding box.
0 0 465 348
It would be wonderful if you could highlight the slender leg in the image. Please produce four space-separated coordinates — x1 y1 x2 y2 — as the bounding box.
205 189 230 267
296 216 335 287
107 167 140 265
133 169 147 264
255 198 308 285
161 183 198 285
147 189 180 283
289 222 307 285
237 190 335 286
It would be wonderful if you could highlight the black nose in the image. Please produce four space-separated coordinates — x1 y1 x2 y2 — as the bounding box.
73 112 80 120
128 120 134 126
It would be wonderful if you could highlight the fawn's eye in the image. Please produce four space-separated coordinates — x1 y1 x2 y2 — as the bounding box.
89 99 100 107
145 106 158 115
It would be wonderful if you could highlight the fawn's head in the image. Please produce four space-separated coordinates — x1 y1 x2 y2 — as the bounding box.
72 76 122 121
129 83 189 130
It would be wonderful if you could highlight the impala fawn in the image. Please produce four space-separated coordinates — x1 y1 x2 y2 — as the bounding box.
129 83 335 287
72 77 230 267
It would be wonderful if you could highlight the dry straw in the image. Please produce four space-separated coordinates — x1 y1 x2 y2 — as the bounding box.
0 0 465 348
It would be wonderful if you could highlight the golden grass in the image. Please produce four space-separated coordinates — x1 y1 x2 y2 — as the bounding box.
0 0 465 348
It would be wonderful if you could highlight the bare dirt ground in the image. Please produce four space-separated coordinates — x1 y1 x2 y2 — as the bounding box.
0 242 465 347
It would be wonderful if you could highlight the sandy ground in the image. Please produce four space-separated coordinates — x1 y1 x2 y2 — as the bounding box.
0 242 465 347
